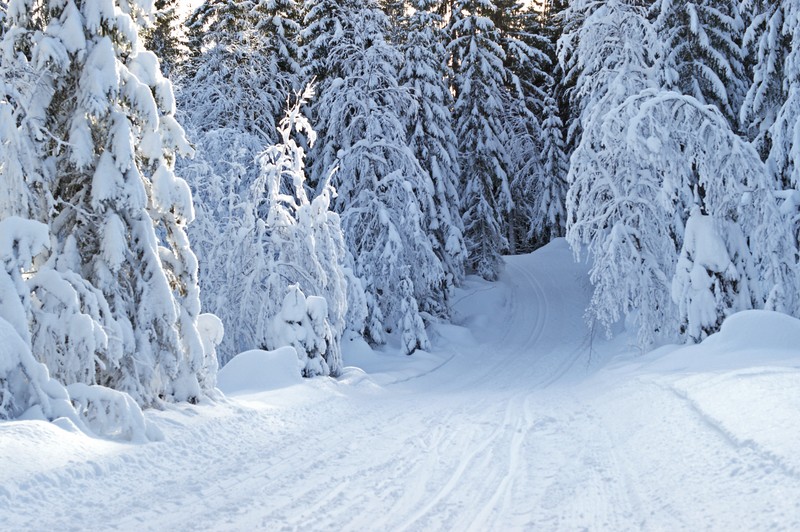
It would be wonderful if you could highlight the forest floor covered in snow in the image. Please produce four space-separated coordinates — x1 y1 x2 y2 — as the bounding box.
2 239 800 530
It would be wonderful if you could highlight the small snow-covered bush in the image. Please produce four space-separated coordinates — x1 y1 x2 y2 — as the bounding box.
197 313 224 390
672 208 751 342
267 285 339 377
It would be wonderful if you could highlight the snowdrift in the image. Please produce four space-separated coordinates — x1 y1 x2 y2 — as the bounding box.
644 309 800 373
216 347 303 395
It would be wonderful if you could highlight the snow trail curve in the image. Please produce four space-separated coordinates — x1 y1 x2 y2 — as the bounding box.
4 239 800 530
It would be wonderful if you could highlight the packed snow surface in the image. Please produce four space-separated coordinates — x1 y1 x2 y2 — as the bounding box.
2 239 800 529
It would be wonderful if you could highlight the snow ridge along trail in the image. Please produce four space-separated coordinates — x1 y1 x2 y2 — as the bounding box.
2 239 800 530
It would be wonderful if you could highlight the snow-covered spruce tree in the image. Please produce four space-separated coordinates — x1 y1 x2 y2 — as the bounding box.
252 85 353 376
569 89 795 344
2 0 209 405
182 0 301 145
760 1 800 308
491 3 549 253
735 0 800 317
378 0 406 45
301 0 349 89
399 0 466 294
513 4 568 248
0 50 151 437
555 0 591 163
763 2 800 192
527 91 568 245
448 0 514 279
654 0 747 129
671 207 751 343
2 63 123 384
305 3 444 353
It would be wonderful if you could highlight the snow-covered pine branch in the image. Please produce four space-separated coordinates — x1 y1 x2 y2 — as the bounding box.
0 218 80 423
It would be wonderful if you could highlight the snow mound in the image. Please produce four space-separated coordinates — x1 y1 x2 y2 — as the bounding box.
709 310 800 354
643 310 800 374
216 347 303 395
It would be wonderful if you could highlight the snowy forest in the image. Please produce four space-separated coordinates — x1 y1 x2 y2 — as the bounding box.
1 0 799 439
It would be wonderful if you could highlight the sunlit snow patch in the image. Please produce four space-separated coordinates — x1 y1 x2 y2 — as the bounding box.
216 347 303 395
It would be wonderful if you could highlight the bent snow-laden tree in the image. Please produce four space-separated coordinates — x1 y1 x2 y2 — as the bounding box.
561 0 664 343
1 0 212 406
252 86 360 376
568 89 797 345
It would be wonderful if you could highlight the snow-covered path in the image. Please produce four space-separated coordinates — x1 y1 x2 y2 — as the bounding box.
3 240 800 530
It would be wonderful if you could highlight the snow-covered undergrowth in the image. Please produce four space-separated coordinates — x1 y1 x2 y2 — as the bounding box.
2 240 799 529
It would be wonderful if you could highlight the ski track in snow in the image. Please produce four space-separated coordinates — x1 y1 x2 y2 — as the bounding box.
2 240 800 530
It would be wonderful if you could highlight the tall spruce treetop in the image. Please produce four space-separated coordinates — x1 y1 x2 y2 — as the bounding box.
2 0 211 405
184 0 301 140
301 0 356 84
740 0 788 154
654 0 747 128
144 0 184 77
449 0 514 280
758 1 800 190
399 0 466 291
